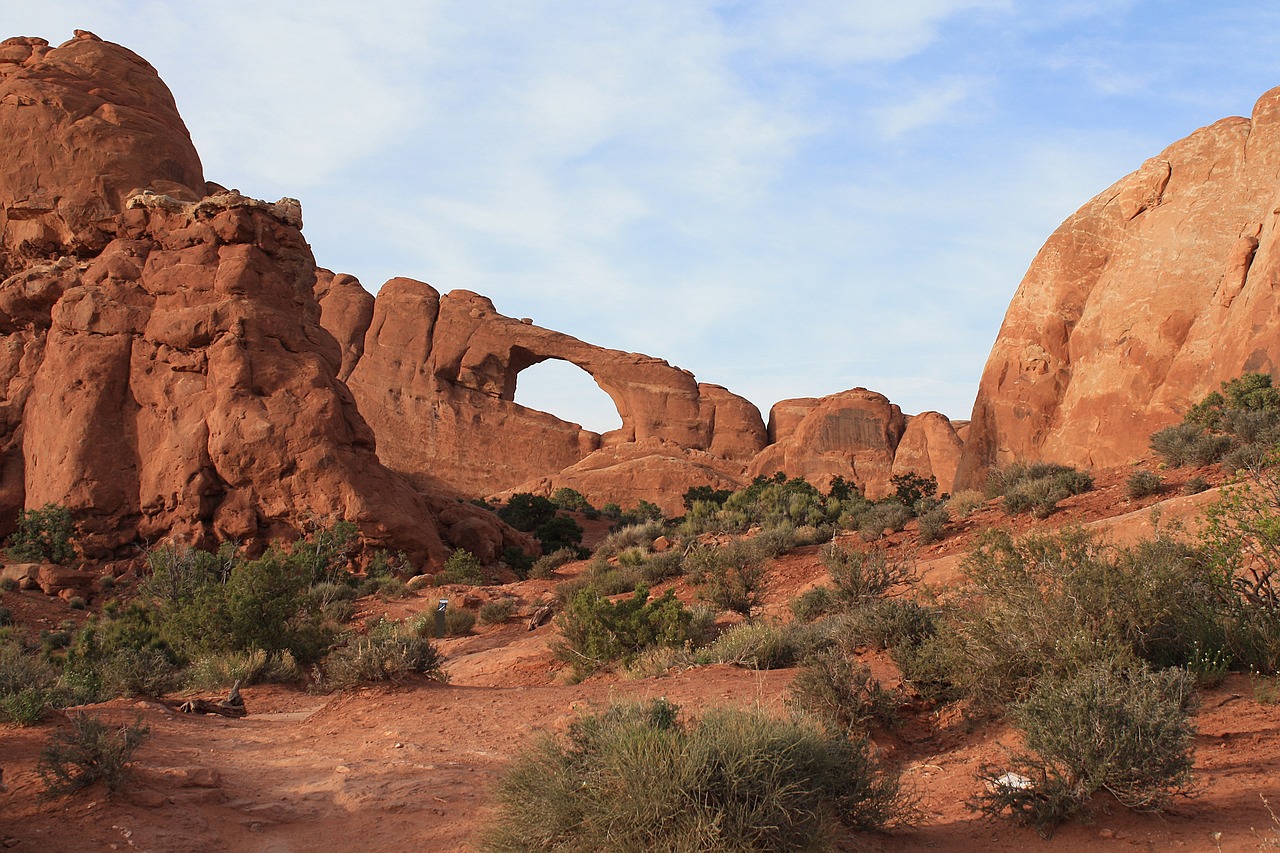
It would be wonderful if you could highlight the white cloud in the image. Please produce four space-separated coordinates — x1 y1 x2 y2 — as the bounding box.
874 77 981 138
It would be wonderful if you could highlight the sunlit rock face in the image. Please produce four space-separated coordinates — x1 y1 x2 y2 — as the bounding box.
957 86 1280 488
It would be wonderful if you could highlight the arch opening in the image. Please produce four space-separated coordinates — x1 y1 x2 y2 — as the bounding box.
513 357 624 434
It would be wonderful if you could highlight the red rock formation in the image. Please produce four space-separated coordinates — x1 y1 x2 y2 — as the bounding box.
747 389 908 499
0 32 541 568
0 31 206 278
892 411 965 495
956 86 1280 488
322 279 769 500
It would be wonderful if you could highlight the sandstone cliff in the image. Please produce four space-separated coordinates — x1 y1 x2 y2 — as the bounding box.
957 87 1280 487
0 32 536 566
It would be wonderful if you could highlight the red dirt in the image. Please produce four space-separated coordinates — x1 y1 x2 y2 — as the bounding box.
3 462 1278 852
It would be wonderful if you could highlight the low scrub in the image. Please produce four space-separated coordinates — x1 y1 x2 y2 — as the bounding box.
990 463 1093 518
1151 373 1280 469
788 648 898 733
700 620 823 670
481 699 910 853
821 542 916 605
973 662 1196 835
322 619 446 689
555 584 695 679
0 639 63 725
38 714 150 798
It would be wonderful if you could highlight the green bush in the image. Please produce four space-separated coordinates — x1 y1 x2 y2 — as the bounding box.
555 584 694 679
788 648 898 733
916 503 950 544
1126 469 1163 499
595 519 667 557
0 639 63 725
481 699 910 853
855 500 913 541
433 549 487 586
973 662 1196 835
479 599 516 625
1152 374 1280 468
821 542 915 605
550 487 591 511
323 619 446 689
443 607 476 636
790 586 839 623
941 529 1227 705
891 472 938 507
528 546 578 579
7 503 75 564
38 714 150 798
698 541 769 617
700 621 822 670
185 649 301 691
945 489 986 518
989 463 1093 518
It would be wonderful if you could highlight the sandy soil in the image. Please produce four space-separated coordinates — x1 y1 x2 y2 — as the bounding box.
3 463 1279 852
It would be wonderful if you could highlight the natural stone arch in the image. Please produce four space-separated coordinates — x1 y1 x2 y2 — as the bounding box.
509 351 625 434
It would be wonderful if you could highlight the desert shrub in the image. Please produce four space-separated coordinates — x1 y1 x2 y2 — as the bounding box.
822 542 916 605
699 541 769 617
791 586 839 623
916 503 950 544
479 599 516 625
0 605 11 625
1127 469 1163 499
595 519 667 557
753 523 798 558
788 648 898 732
1182 475 1210 495
323 619 446 689
1199 459 1280 672
550 487 591 511
989 463 1093 518
941 529 1227 705
38 714 150 798
854 500 913 541
7 503 75 564
637 549 684 583
185 649 301 691
1153 374 1280 468
443 607 476 636
682 474 837 536
891 472 938 507
0 639 63 725
683 484 734 511
973 662 1196 835
528 546 577 579
292 517 359 585
555 584 694 679
434 549 487 586
829 598 937 652
945 489 986 518
498 493 586 555
481 699 910 853
61 605 184 702
700 620 823 670
143 544 332 665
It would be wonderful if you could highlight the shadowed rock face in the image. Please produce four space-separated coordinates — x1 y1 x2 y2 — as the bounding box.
956 86 1280 488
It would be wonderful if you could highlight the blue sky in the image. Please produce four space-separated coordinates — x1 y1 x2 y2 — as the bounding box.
8 2 1280 431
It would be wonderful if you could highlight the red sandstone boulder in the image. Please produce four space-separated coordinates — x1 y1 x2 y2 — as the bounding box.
36 563 93 597
0 31 205 277
957 87 1280 487
893 412 965 495
748 389 907 499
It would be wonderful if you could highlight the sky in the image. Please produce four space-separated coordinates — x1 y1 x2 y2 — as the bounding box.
8 2 1280 432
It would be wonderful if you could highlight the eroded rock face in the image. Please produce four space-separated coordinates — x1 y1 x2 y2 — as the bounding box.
956 86 1280 488
747 389 908 499
323 279 769 500
0 31 206 278
0 34 541 567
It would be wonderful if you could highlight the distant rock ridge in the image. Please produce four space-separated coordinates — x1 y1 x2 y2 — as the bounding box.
2 29 962 558
956 85 1280 488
